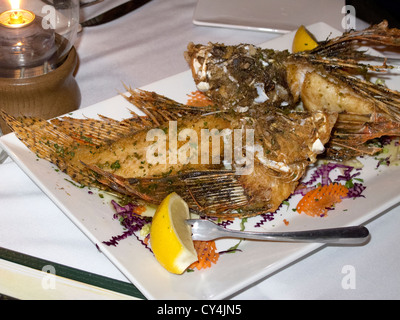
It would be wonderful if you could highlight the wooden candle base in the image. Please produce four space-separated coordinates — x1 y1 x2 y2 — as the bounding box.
0 46 81 134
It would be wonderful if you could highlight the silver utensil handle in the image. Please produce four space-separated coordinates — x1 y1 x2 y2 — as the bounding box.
217 226 370 244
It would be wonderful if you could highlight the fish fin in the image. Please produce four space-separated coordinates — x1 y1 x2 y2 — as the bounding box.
0 111 105 188
334 71 400 122
47 91 191 144
297 21 400 76
82 163 251 217
122 88 217 127
295 21 400 122
312 20 400 56
328 113 400 159
0 111 74 161
49 116 140 146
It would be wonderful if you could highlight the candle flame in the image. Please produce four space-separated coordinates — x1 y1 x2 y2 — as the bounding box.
9 0 20 10
0 0 35 28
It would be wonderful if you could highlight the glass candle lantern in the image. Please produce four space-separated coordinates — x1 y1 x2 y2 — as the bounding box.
0 0 81 135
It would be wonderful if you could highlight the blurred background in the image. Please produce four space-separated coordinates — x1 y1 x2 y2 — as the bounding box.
347 0 400 28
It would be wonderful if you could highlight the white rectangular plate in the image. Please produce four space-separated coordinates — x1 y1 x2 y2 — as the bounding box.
1 22 400 300
193 0 345 33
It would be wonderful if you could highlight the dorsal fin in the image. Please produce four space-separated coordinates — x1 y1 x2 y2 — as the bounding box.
122 88 217 124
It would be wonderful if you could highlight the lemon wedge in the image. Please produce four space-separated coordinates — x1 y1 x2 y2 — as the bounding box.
292 25 318 53
150 192 198 274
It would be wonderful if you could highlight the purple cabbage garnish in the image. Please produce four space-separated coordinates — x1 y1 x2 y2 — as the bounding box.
294 162 366 199
103 200 152 251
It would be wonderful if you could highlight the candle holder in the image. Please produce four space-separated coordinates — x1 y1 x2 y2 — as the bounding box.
0 0 81 135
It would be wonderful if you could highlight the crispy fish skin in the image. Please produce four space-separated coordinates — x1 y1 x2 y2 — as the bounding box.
285 61 375 115
285 58 380 115
67 114 231 180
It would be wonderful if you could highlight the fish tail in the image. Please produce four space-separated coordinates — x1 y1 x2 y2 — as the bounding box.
0 111 74 161
0 111 107 188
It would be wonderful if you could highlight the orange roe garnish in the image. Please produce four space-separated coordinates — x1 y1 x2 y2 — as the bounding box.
189 240 219 270
283 219 290 226
296 183 349 217
186 91 213 107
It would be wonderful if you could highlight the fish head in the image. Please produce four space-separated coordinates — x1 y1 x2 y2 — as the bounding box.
184 42 292 111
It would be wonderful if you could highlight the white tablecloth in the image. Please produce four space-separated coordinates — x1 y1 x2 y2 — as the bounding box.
1 0 400 300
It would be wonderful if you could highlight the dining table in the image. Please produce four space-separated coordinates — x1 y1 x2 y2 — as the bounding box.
1 0 400 300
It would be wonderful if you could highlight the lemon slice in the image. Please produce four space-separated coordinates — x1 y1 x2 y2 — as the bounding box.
150 192 198 274
292 25 318 53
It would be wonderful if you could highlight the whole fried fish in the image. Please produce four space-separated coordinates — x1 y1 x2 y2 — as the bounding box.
2 90 336 218
184 21 400 160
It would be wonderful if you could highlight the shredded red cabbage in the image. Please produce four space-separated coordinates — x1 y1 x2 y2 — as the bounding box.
254 212 277 228
253 163 367 227
294 162 366 199
376 156 391 169
217 219 234 228
103 200 152 251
